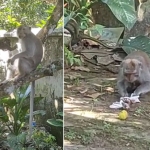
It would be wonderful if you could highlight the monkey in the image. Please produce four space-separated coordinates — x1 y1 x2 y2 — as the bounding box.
1 25 43 83
4 25 43 139
0 25 43 140
117 50 150 97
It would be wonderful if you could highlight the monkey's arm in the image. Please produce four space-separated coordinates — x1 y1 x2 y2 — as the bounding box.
132 81 150 96
117 68 129 97
8 52 31 65
117 80 129 97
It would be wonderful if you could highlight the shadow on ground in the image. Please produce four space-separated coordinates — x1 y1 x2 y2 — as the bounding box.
64 70 150 150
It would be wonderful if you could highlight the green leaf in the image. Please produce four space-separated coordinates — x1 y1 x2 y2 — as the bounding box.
7 133 26 149
47 119 63 127
101 27 124 43
0 98 17 107
64 12 75 26
101 0 137 30
87 24 105 37
74 58 81 66
122 36 150 54
56 112 63 117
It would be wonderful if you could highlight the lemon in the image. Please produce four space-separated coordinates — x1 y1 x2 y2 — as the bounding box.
118 110 128 120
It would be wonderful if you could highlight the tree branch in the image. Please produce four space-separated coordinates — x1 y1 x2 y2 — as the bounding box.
37 0 63 42
0 60 63 97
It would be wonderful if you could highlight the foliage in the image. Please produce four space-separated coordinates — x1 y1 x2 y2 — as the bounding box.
7 133 27 150
65 0 137 31
0 124 9 149
4 130 57 150
64 0 95 29
0 0 55 30
64 0 147 55
0 85 44 135
101 0 137 30
122 36 150 54
0 85 30 135
65 129 96 145
64 46 81 66
32 129 57 149
47 112 63 127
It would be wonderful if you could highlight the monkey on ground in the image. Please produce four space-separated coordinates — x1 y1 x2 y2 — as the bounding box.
117 50 150 97
2 25 43 83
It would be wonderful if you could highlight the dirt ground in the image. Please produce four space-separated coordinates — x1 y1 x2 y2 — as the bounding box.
64 69 150 150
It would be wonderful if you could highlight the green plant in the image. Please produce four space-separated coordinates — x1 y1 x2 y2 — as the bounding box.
32 129 57 149
0 85 30 135
80 129 96 145
65 130 77 141
0 0 54 30
0 124 9 149
64 46 81 67
64 0 94 30
0 85 44 135
47 112 63 127
47 112 63 147
101 0 137 30
7 132 27 150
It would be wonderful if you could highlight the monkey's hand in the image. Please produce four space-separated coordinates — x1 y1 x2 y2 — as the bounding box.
131 82 150 96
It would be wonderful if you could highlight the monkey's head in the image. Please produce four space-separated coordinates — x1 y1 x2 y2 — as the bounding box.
121 59 143 83
17 25 31 39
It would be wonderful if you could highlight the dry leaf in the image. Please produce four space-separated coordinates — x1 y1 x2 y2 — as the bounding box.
81 48 111 59
105 87 114 93
72 66 90 72
86 92 101 99
97 55 114 65
80 88 88 94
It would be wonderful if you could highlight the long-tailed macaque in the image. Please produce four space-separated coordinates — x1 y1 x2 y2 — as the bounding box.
117 50 150 97
3 25 43 139
2 25 43 83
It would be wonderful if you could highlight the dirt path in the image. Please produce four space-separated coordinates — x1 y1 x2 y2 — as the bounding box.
64 70 150 150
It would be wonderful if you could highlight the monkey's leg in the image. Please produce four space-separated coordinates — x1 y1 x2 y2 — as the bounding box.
9 51 33 65
132 82 150 96
14 58 35 82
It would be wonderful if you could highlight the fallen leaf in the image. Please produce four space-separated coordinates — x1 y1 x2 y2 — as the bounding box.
105 87 114 93
86 92 101 99
97 55 114 65
81 48 112 59
71 66 90 72
80 88 88 94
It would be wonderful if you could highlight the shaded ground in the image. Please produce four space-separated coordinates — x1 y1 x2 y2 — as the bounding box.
64 69 150 150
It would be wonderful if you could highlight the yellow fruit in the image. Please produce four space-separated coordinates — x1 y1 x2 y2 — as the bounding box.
118 110 128 120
